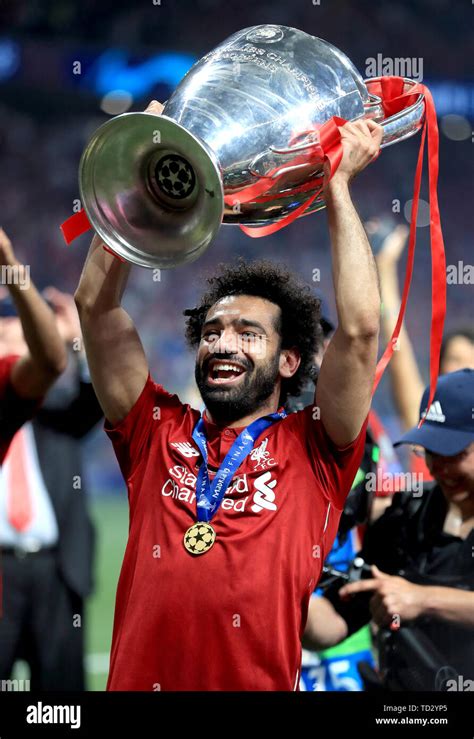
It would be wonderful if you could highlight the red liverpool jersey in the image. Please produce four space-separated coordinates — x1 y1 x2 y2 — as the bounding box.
105 374 367 691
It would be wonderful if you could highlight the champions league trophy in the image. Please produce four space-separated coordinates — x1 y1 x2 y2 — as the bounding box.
78 25 425 268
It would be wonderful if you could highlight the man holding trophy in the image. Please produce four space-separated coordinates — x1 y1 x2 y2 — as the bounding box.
74 97 383 690
67 23 443 691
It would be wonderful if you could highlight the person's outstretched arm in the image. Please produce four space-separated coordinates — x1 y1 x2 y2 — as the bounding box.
375 225 425 431
37 287 103 437
0 228 67 398
74 232 148 426
74 100 163 425
340 566 474 629
316 121 382 447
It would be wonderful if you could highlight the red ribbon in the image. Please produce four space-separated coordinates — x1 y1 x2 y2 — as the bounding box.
232 80 446 417
367 77 446 422
60 209 126 261
60 209 92 244
233 116 346 238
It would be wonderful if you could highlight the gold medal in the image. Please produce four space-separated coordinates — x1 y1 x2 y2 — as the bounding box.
183 522 216 555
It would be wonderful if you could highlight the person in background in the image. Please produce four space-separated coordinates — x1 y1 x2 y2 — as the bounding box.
0 285 102 690
0 227 67 461
303 370 474 691
373 218 474 432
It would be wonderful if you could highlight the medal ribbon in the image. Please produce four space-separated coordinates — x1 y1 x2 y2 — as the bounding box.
191 411 286 523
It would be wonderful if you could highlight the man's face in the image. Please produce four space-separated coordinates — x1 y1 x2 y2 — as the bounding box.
425 442 474 504
440 337 474 374
195 295 295 424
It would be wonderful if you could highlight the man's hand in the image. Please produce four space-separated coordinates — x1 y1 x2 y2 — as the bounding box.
339 565 427 627
329 120 383 186
375 224 410 271
145 100 164 115
43 287 82 345
0 227 17 267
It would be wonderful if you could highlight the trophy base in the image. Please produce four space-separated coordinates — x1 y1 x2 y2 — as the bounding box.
79 113 224 269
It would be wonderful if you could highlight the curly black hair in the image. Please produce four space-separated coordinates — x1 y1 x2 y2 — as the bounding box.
183 258 322 403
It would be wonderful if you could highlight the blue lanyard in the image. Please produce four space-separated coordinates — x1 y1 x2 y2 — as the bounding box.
191 410 286 523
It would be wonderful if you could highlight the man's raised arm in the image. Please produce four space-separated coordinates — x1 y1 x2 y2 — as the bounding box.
316 120 382 447
74 233 148 426
0 228 67 399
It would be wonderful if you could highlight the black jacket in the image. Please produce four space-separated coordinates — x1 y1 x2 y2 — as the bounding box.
25 357 102 599
325 483 474 689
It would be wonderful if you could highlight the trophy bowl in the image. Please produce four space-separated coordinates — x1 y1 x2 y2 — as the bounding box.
79 24 425 268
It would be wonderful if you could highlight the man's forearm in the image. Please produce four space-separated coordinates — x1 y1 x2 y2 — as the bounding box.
8 265 66 374
326 179 380 336
377 260 424 429
302 596 349 651
75 235 131 314
422 586 474 628
74 234 149 425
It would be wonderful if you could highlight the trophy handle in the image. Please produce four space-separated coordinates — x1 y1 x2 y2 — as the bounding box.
251 77 424 179
363 77 425 149
249 140 324 181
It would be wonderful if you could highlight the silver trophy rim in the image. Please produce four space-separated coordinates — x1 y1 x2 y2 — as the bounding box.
79 113 224 269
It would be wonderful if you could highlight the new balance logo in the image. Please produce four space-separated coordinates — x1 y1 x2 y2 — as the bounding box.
171 442 200 458
251 471 277 513
422 401 446 423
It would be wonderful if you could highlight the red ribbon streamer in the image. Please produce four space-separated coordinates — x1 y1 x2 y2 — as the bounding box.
367 77 446 422
234 116 346 238
60 209 92 244
237 78 446 417
60 210 126 261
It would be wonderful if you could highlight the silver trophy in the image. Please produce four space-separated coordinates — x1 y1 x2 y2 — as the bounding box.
79 25 425 268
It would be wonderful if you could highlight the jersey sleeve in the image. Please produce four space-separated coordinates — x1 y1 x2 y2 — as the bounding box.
0 355 18 396
104 373 185 481
293 404 369 510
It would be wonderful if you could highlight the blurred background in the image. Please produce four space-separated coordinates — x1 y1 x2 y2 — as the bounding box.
0 0 472 688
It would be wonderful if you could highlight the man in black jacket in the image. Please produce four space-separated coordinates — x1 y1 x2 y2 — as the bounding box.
304 369 474 690
0 288 102 690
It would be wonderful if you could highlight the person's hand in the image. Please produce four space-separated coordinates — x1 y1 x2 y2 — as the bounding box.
145 100 164 115
43 286 82 345
375 224 410 269
0 227 18 267
339 565 427 627
329 120 383 186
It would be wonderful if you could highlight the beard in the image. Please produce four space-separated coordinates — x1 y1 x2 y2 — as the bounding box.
195 351 281 426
